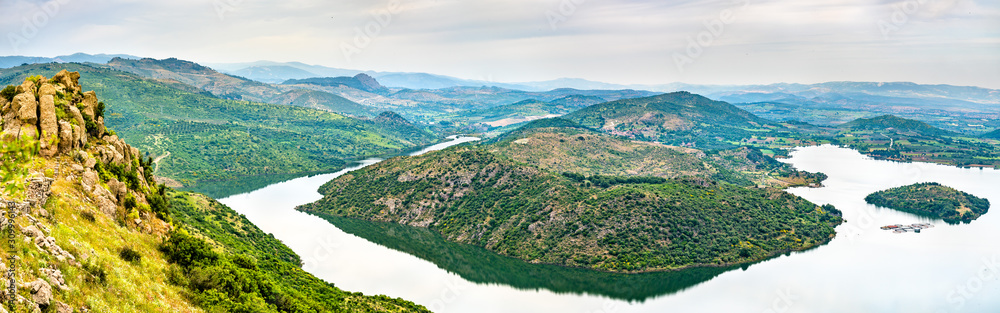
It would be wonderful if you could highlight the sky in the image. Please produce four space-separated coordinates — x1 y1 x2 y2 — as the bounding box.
1 0 999 88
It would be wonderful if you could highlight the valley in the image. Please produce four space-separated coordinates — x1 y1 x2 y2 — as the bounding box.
1 0 997 311
1 56 997 313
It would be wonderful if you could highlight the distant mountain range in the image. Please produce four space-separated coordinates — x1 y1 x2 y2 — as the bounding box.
4 53 998 134
0 52 140 68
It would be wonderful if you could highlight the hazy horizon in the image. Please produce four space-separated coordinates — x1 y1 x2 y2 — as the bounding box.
2 0 998 88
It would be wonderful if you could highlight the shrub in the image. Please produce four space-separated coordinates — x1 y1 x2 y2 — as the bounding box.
80 211 96 222
83 259 108 285
120 247 142 264
0 85 15 102
160 230 218 267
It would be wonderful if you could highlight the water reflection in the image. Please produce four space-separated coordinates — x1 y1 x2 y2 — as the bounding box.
312 212 749 301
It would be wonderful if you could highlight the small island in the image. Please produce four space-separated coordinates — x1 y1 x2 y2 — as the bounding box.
865 182 990 224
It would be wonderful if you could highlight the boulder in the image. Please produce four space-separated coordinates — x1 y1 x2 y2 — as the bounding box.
94 186 117 216
1 109 22 140
13 93 37 124
57 120 73 153
81 169 98 193
72 124 85 148
96 115 105 137
80 91 97 120
21 225 44 238
16 79 36 95
38 95 58 157
51 70 81 94
19 123 38 140
37 83 57 98
27 278 52 307
54 301 72 313
107 178 127 201
84 154 96 169
130 146 140 162
68 105 85 130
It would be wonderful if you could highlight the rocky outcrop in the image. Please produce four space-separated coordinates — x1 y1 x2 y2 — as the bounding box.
25 177 53 208
38 95 59 157
1 72 103 157
80 91 98 122
50 69 81 94
40 266 67 291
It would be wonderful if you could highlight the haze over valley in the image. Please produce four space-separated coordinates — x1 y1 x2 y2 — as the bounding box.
0 1 998 312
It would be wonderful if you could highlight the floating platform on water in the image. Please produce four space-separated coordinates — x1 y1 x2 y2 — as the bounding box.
881 223 934 233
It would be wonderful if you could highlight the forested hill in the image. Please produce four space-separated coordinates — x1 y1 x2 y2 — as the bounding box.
563 91 770 148
839 115 955 136
299 123 842 273
983 128 1000 139
1 63 437 197
865 182 990 224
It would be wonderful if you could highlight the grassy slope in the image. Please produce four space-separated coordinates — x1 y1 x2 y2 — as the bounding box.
300 144 841 273
0 63 436 196
1 155 195 312
0 153 427 313
865 182 990 224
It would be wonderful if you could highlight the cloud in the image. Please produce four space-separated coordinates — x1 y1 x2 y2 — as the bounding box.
0 0 998 87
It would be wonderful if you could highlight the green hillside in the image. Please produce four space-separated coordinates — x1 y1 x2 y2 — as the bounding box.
0 63 436 197
487 120 822 187
982 129 1000 139
165 191 429 312
273 89 376 117
564 92 770 148
0 73 427 312
865 182 990 223
458 99 561 122
840 115 955 136
299 140 841 273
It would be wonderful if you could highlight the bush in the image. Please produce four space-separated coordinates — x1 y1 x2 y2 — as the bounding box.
83 260 108 285
1 85 15 102
80 211 96 222
120 247 142 264
160 230 218 267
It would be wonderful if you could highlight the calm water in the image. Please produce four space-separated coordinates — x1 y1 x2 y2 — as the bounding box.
220 143 1000 313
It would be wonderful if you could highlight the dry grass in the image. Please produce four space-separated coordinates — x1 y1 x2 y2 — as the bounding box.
1 154 200 312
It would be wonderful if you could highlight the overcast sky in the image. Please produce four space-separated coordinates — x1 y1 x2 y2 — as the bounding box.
2 0 999 88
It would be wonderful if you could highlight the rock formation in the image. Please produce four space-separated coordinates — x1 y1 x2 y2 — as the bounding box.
1 70 101 155
2 71 155 218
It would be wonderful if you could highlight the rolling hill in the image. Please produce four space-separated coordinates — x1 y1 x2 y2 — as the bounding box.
564 91 770 148
283 74 389 94
298 120 841 273
1 63 436 197
839 115 955 136
982 128 1000 139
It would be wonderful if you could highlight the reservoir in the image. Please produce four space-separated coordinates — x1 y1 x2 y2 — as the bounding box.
219 143 1000 313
